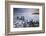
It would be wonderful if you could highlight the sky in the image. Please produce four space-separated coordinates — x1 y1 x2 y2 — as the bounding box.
13 8 39 15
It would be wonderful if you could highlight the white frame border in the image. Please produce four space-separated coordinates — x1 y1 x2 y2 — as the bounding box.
10 5 42 32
